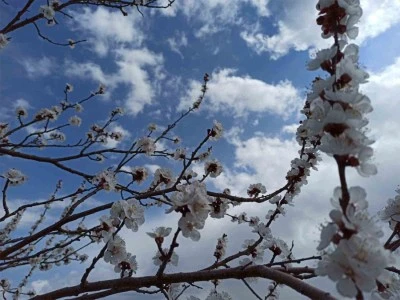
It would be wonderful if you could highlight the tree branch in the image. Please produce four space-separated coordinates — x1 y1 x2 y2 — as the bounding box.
32 265 336 300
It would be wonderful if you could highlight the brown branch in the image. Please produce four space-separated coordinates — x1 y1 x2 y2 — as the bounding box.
156 227 181 277
202 236 264 271
32 21 86 47
1 0 35 33
1 180 10 218
0 201 112 260
241 279 262 300
0 147 92 179
31 265 336 300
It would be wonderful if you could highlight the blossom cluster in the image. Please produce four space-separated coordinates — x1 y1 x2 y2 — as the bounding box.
301 0 375 176
379 189 400 230
168 181 212 241
95 199 145 277
2 168 27 186
86 121 124 146
307 0 393 297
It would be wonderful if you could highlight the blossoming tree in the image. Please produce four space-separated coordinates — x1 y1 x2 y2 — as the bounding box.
0 0 399 299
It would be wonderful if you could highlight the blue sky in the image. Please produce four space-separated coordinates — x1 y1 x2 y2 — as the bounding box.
1 0 400 299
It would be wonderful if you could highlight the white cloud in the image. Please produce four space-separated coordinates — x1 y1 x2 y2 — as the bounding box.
241 0 400 59
167 31 188 58
179 69 302 119
361 56 400 208
20 57 54 78
13 98 32 110
281 123 298 134
65 47 163 116
116 48 164 115
144 164 162 174
247 0 270 17
212 131 299 195
31 280 50 295
158 0 270 37
71 7 144 56
0 98 32 121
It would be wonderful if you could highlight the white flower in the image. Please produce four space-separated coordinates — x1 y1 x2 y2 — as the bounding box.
183 169 197 180
114 254 138 277
68 39 75 49
209 197 229 218
122 199 145 232
324 89 372 114
0 279 10 291
268 238 291 259
111 107 124 116
69 115 82 127
130 166 148 184
98 215 117 241
147 227 172 240
66 83 73 92
205 289 232 300
97 83 106 94
330 186 368 217
307 46 337 71
3 169 27 186
104 235 127 265
166 283 181 300
173 148 186 160
75 103 83 112
35 108 59 121
110 131 123 141
29 256 42 267
356 146 377 177
269 195 281 204
39 5 55 20
338 0 363 39
318 128 372 156
16 106 28 118
380 192 400 224
209 120 223 140
252 222 272 239
92 170 117 191
316 236 393 297
372 274 400 299
153 168 174 188
197 150 211 162
242 239 265 264
0 34 9 49
204 159 223 178
0 123 8 138
152 248 179 266
49 131 66 142
137 137 156 155
336 56 369 88
178 213 204 241
50 0 61 8
169 181 211 222
249 216 260 227
79 254 89 263
148 123 157 131
247 183 266 197
214 234 228 259
317 223 338 251
346 211 383 239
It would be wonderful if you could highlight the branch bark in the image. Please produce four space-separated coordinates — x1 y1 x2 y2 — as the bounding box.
31 265 337 300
